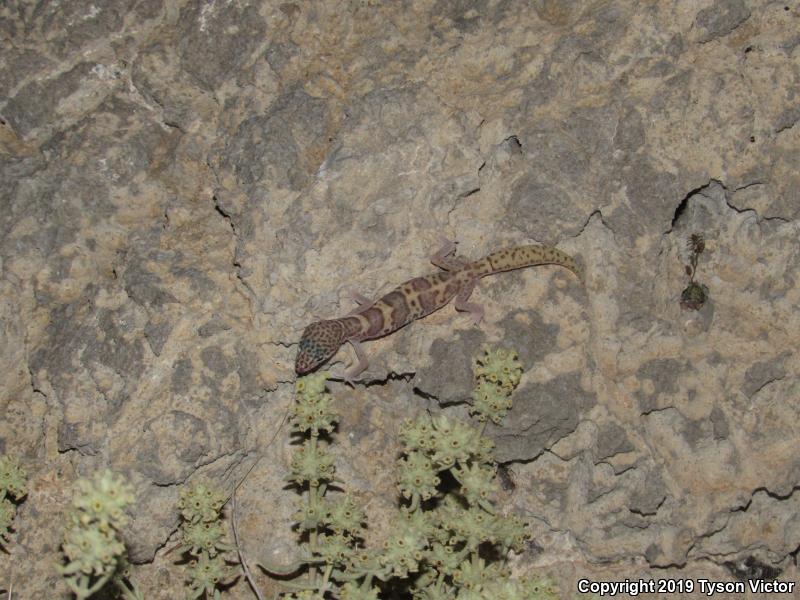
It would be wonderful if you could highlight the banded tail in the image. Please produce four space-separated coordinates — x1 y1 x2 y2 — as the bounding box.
471 244 582 280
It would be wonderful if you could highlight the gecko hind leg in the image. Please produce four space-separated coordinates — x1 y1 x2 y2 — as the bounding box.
430 236 469 271
343 339 369 385
454 280 484 325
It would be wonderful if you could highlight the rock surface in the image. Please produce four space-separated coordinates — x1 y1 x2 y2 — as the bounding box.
1 0 798 597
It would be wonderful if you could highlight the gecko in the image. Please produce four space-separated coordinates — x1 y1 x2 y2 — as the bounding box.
295 239 581 383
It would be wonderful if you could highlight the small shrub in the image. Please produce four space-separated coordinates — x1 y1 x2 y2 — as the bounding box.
261 347 559 599
0 454 27 549
177 481 237 599
58 470 142 599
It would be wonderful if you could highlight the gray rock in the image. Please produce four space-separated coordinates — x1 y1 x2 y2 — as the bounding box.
491 373 592 463
695 0 751 43
2 0 799 595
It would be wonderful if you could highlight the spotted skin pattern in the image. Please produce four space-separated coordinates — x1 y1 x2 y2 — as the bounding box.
295 240 581 383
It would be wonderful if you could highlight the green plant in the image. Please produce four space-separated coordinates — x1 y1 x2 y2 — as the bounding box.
0 454 27 549
1 454 28 596
58 470 142 599
680 233 709 310
262 348 559 599
470 348 522 427
177 482 237 599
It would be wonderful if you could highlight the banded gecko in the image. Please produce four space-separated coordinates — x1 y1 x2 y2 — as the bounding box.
295 239 581 383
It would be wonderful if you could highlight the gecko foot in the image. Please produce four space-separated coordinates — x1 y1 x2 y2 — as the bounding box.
431 237 469 271
465 304 484 325
349 290 372 306
454 280 483 324
346 290 373 315
343 339 368 385
435 235 457 257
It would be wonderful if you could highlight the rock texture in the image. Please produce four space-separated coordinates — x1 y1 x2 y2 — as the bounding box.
1 0 798 598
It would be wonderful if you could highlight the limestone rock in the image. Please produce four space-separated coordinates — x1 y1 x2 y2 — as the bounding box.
1 0 798 597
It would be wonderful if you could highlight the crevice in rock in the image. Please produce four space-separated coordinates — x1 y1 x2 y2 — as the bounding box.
629 495 665 517
267 338 296 350
667 180 715 232
608 463 637 476
790 542 800 562
221 448 255 484
323 370 415 388
586 484 618 505
213 195 236 234
639 404 677 417
56 440 97 456
501 135 522 153
162 119 184 132
774 108 799 134
27 365 47 399
732 180 765 193
522 511 557 532
668 179 791 229
211 194 259 306
458 186 480 199
647 558 690 571
151 449 247 489
412 385 437 401
361 370 415 387
732 485 800 512
723 188 790 224
745 375 785 398
573 208 613 239
538 447 568 464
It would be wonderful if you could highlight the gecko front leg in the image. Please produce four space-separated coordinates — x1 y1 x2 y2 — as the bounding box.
343 339 369 385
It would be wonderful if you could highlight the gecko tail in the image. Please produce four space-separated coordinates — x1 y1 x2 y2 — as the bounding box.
482 245 582 281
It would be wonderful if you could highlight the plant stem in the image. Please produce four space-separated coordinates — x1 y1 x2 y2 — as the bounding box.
362 574 374 590
321 564 333 590
83 571 114 598
308 436 320 587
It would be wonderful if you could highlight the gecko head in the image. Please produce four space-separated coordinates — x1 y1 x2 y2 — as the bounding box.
295 320 347 375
